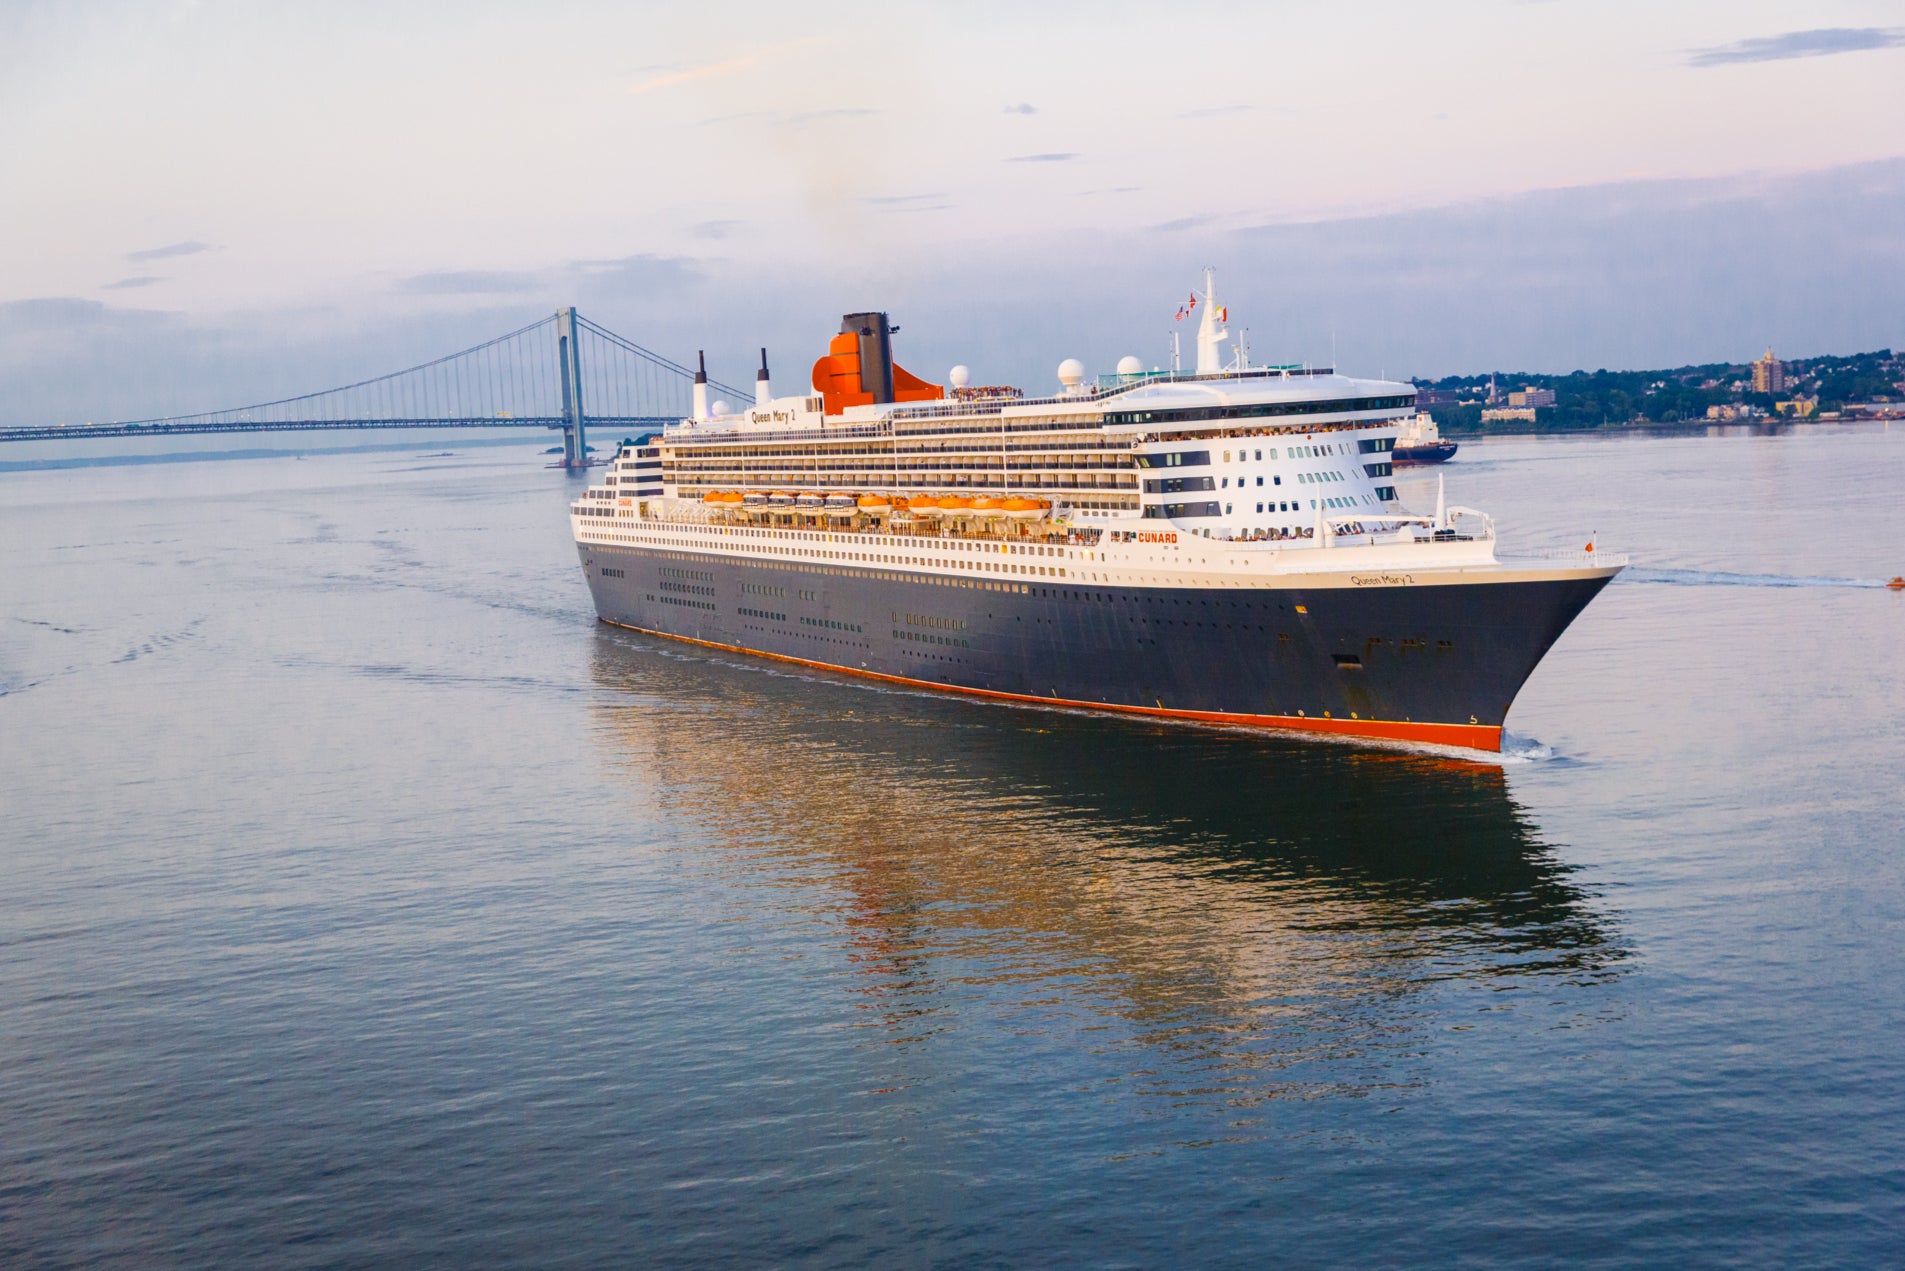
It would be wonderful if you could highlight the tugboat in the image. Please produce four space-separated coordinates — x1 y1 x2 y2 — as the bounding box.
1392 412 1458 465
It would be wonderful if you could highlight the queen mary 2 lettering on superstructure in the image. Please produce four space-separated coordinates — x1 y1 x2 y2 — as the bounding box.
572 275 1625 752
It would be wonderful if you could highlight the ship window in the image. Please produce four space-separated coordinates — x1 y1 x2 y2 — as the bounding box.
1274 476 1281 486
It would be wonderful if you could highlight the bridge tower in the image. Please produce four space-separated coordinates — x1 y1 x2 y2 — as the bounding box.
556 307 587 469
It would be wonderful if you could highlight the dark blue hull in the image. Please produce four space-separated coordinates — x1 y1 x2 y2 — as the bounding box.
578 541 1613 750
1393 441 1459 465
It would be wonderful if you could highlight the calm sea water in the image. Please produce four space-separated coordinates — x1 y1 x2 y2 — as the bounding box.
3 426 1902 1267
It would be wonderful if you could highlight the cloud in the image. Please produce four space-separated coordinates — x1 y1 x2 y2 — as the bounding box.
1152 215 1214 232
787 107 880 125
126 240 215 262
1179 104 1253 118
628 38 818 94
690 220 742 240
1006 152 1077 163
863 193 953 212
103 276 167 290
1688 27 1905 67
572 253 701 291
396 270 542 295
1003 102 1037 115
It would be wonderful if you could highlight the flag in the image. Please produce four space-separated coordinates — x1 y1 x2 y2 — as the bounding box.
1187 293 1197 310
1216 306 1227 322
1175 307 1186 321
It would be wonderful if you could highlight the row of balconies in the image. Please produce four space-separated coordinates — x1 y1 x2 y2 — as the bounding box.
665 456 1136 472
663 471 1141 490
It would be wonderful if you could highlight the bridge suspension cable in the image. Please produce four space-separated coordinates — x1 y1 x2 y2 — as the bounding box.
0 309 758 465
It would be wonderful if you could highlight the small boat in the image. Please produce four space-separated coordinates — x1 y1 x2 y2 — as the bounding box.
1002 497 1048 520
1392 412 1458 465
742 491 768 506
1888 576 1904 590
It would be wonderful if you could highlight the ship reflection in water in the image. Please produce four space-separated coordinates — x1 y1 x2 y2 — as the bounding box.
589 629 1627 1109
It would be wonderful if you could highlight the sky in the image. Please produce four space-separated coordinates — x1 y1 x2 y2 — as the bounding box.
2 0 1903 422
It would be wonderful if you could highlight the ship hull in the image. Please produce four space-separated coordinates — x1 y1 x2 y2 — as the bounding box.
578 542 1614 751
1393 441 1459 465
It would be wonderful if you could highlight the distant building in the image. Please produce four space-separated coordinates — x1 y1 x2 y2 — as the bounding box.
1481 407 1537 423
1774 398 1817 418
1507 387 1556 408
1751 348 1787 394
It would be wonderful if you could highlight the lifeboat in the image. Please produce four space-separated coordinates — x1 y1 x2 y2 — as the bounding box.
970 497 1006 518
796 492 825 509
824 492 857 509
1002 497 1048 520
768 491 796 506
911 496 943 517
857 494 892 512
717 491 745 506
701 490 726 504
742 491 768 506
937 495 974 515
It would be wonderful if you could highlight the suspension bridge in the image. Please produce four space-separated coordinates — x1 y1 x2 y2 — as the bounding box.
0 308 751 468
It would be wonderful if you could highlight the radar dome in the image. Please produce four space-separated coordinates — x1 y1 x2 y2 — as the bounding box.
1057 358 1086 388
1116 355 1143 376
949 364 971 389
710 400 730 417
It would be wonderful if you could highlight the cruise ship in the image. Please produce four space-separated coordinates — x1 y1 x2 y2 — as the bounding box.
572 278 1623 751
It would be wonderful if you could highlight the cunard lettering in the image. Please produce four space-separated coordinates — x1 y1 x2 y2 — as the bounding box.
1136 532 1178 544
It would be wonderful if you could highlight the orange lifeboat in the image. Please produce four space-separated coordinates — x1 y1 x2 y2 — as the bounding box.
911 495 943 517
717 491 745 506
937 495 974 514
857 494 892 512
970 497 1005 518
1002 497 1048 520
701 489 725 504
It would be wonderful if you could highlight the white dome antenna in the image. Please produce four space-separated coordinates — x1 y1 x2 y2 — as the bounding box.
949 364 971 389
1116 355 1143 377
1057 358 1085 390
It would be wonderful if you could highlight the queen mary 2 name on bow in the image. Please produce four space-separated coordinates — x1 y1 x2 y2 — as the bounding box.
1350 573 1418 586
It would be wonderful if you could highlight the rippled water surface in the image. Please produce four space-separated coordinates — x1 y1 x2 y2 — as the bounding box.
4 427 1903 1267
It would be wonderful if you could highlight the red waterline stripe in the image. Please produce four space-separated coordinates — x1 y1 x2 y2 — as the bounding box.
600 619 1504 752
